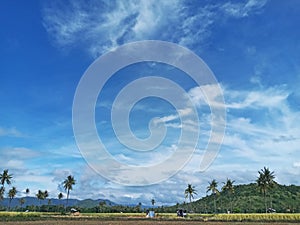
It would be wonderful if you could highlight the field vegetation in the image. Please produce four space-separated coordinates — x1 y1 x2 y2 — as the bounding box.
2 166 300 224
2 212 300 224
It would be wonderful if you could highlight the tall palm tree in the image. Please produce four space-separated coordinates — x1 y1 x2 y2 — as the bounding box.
184 184 197 203
151 198 155 207
0 169 12 205
58 192 63 200
8 187 17 210
256 167 275 213
58 192 64 212
25 188 30 197
36 190 44 207
222 178 235 213
47 199 51 212
63 175 76 208
0 169 12 188
44 190 49 206
0 187 4 202
138 202 142 212
207 179 219 213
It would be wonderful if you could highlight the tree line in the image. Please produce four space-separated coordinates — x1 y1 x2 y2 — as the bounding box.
0 166 293 214
184 166 276 213
0 169 76 212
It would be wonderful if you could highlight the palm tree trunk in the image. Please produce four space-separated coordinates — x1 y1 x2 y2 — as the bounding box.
66 189 70 209
264 190 267 213
230 195 233 213
214 194 217 213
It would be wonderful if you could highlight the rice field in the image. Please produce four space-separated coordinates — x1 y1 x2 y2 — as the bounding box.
1 212 300 224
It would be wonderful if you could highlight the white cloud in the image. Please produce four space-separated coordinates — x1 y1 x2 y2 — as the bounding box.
189 84 225 108
0 127 24 137
42 0 183 57
221 0 268 18
224 85 290 109
42 0 269 57
184 82 300 185
293 162 300 168
6 160 24 169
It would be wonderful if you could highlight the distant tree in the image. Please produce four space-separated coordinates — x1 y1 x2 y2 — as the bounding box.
8 186 17 210
151 198 155 207
25 188 30 197
207 179 219 213
36 190 44 206
256 167 275 213
44 190 49 203
36 190 48 209
57 192 64 212
63 175 76 208
47 199 52 212
138 202 142 212
185 184 197 203
58 192 63 200
19 197 25 209
222 178 235 212
99 200 106 206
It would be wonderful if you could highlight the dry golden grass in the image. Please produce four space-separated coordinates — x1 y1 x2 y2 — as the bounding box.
0 220 298 225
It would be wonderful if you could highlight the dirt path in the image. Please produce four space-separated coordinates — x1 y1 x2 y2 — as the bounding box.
0 221 297 225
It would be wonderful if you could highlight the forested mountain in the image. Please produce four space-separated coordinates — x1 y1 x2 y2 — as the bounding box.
0 197 114 209
165 183 300 213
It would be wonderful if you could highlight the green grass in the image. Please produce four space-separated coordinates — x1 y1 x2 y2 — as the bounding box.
0 211 41 221
192 213 300 222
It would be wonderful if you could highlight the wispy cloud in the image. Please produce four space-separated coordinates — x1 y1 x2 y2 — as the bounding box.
42 0 182 57
221 0 268 18
224 85 289 110
0 127 24 137
42 0 269 57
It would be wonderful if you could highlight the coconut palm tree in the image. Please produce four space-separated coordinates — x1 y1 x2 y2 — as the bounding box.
19 197 25 209
44 190 49 198
58 192 64 210
207 179 219 213
0 169 12 188
0 187 4 201
0 170 13 205
222 178 235 213
63 175 76 208
151 198 155 207
138 202 142 212
185 184 197 203
58 192 63 200
43 190 49 206
8 186 17 210
36 190 44 207
25 188 30 197
0 169 12 187
256 167 275 213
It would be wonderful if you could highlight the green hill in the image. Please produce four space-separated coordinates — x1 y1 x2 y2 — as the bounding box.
164 183 300 213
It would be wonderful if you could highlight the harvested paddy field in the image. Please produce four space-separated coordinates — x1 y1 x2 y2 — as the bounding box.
0 221 299 225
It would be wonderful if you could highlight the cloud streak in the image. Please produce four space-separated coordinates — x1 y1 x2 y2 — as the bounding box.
0 127 24 137
42 0 269 57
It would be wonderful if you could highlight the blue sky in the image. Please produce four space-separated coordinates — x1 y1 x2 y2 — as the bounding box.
1 0 300 206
